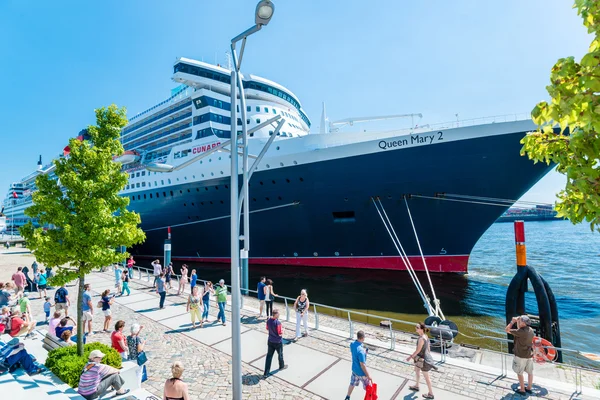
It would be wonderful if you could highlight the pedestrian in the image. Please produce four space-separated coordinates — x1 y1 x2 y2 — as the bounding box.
61 330 76 346
82 283 94 336
178 264 189 295
31 260 38 276
113 264 123 295
111 320 128 361
18 292 32 322
11 267 26 299
186 286 203 329
163 361 190 400
215 279 228 326
264 279 277 317
100 289 114 332
37 268 48 299
54 283 70 317
43 296 53 323
202 281 214 322
263 308 287 378
77 349 130 399
21 265 33 292
294 289 310 339
8 310 36 338
127 323 146 388
505 315 535 395
0 283 12 308
257 276 266 318
190 269 198 292
157 272 167 309
165 262 174 291
55 317 82 343
121 270 131 296
407 322 435 399
345 330 373 400
152 259 162 288
127 256 135 279
48 311 62 336
0 337 43 375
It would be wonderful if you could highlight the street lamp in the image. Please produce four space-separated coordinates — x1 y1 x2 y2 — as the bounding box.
229 2 275 399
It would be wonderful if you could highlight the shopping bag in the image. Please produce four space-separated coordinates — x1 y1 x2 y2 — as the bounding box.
141 364 148 382
364 382 378 400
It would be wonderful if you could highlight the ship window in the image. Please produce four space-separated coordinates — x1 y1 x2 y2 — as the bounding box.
256 106 260 112
161 180 164 185
247 119 250 125
273 109 277 114
236 105 240 112
249 132 254 137
218 100 223 108
136 183 140 188
143 194 146 199
256 119 260 124
168 179 171 184
269 131 273 136
137 195 140 200
170 191 173 196
154 181 157 186
264 107 268 113
163 192 166 197
156 192 160 197
247 106 251 112
136 172 140 177
142 171 146 176
332 211 356 223
149 193 153 199
142 182 146 187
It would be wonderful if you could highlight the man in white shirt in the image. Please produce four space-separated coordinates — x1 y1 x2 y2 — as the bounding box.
151 260 162 288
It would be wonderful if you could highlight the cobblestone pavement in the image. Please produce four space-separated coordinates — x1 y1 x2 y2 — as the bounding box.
21 270 599 400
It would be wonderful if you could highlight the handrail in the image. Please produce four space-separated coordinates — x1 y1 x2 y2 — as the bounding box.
129 264 600 378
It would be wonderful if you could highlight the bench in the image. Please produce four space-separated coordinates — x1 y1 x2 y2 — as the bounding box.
42 332 69 352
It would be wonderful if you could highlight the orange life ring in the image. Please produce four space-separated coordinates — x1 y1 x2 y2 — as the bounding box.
532 336 557 362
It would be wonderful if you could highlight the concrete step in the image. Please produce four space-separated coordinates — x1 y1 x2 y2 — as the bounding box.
0 371 29 400
11 368 73 399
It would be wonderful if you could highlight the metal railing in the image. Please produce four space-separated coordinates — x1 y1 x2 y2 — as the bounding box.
123 265 599 395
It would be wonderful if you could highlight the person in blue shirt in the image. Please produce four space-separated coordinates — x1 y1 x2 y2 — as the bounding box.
345 330 372 400
0 337 42 375
190 269 198 291
257 277 266 318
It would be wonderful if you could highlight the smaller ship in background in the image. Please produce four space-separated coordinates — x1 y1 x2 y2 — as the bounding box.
496 204 563 223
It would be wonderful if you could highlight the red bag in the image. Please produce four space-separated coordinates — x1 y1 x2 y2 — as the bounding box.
364 383 378 400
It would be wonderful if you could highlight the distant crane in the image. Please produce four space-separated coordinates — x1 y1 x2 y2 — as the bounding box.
319 102 423 134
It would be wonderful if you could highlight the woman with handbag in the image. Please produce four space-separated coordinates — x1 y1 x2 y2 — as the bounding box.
406 322 435 399
127 323 146 388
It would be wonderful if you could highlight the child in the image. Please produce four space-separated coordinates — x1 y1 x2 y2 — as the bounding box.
190 269 198 291
43 296 53 323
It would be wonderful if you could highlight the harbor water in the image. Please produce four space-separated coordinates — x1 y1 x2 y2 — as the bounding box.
175 219 600 355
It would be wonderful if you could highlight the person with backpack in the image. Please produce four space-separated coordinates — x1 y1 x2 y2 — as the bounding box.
54 283 70 317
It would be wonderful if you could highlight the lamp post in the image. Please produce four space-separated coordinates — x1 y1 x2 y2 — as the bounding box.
229 1 275 399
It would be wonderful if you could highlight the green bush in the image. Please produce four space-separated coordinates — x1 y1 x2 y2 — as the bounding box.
45 342 122 388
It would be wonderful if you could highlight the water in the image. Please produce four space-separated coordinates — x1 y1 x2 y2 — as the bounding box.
174 220 600 355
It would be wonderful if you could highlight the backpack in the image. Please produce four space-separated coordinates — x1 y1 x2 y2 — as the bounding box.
55 288 66 303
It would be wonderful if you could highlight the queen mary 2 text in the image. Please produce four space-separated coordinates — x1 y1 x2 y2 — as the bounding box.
378 132 444 150
192 142 221 154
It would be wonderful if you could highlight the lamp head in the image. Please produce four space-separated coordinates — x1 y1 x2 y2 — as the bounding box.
255 0 275 26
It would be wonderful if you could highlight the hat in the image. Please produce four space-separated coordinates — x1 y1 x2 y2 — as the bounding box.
88 349 106 360
23 292 29 297
520 315 531 326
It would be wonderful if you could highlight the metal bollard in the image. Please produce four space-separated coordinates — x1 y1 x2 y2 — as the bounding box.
313 304 319 330
146 270 150 282
391 330 396 351
348 311 353 339
284 298 290 322
389 324 395 351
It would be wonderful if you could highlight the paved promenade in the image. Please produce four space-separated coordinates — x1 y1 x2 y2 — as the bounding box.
14 266 596 400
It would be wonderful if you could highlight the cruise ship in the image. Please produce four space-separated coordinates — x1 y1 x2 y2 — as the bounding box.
2 57 554 273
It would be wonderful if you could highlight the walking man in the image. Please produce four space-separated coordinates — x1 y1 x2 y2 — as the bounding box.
157 272 167 309
505 315 535 395
54 283 70 317
82 283 94 336
151 259 162 288
257 276 266 318
263 308 287 378
345 330 372 400
215 279 227 326
11 267 26 299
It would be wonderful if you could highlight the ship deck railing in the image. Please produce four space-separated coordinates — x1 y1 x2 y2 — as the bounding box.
129 264 599 396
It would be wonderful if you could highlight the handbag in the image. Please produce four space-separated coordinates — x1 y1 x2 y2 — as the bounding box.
364 382 378 400
137 351 148 366
413 355 425 369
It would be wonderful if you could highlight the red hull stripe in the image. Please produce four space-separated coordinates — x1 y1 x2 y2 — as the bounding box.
138 255 469 273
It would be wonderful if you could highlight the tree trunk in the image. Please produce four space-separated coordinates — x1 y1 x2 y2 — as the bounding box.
77 262 85 356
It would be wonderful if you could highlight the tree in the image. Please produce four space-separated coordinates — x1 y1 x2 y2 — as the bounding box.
522 0 600 232
21 105 145 356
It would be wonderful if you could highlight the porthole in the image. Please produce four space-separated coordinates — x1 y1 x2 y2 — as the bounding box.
218 157 221 160
280 162 284 167
215 186 219 190
170 191 174 196
335 252 340 256
192 175 196 179
156 193 160 198
150 194 153 199
225 185 228 189
265 197 270 201
299 177 304 182
294 252 298 257
200 202 204 205
137 195 140 200
276 146 280 150
201 174 205 177
168 179 172 184
272 180 276 184
177 178 179 181
205 187 209 191
200 161 203 164
184 176 187 180
313 252 318 256
266 164 270 168
179 190 183 194
259 181 264 185
387 195 392 199
191 202 195 206
293 161 298 165
252 198 257 202
196 188 199 192
220 171 224 175
209 159 212 162
210 201 213 205
184 203 187 207
220 200 224 204
278 196 282 200
188 216 191 220
286 179 290 183
163 192 166 197
211 172 214 176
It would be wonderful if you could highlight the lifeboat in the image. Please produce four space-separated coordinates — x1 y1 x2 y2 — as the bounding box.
113 150 141 165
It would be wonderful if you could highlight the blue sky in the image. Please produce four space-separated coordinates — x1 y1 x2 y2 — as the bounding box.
0 0 591 204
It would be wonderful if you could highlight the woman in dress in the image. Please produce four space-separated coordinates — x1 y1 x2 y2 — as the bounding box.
163 361 189 400
178 264 189 295
406 322 435 399
186 286 203 329
165 262 174 291
202 281 214 322
293 289 310 339
264 279 278 318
